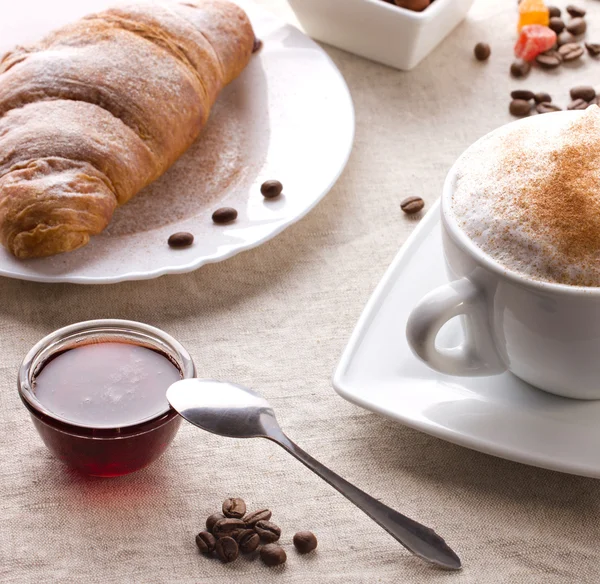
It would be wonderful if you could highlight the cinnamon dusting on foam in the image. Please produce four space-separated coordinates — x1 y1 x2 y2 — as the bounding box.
451 106 600 286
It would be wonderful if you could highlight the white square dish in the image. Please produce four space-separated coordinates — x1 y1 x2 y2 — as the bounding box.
287 0 475 70
333 201 600 479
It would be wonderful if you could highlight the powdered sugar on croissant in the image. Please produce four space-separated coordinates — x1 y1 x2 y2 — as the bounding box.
0 0 254 258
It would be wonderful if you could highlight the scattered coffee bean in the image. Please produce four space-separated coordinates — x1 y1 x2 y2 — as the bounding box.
293 531 318 554
568 98 589 110
222 497 246 519
167 232 194 248
558 31 578 46
215 536 239 563
261 179 283 199
255 520 282 543
566 4 585 18
536 50 562 68
212 207 238 224
235 529 255 543
570 85 596 101
260 544 287 567
511 89 535 101
195 531 217 554
585 42 600 56
536 102 562 114
197 499 320 568
243 508 272 527
558 42 584 61
534 92 552 104
400 196 425 214
253 38 262 53
549 17 565 34
511 59 531 78
509 99 531 117
213 518 246 539
566 17 586 36
237 530 260 554
474 42 491 61
548 5 561 17
206 513 225 533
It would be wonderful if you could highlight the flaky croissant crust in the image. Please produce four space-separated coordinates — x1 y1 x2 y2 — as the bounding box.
0 0 254 258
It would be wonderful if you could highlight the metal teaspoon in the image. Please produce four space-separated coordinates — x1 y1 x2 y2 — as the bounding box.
166 379 461 570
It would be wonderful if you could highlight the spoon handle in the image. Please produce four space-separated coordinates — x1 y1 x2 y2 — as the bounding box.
269 431 461 570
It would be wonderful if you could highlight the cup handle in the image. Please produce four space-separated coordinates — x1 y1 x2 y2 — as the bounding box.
406 277 506 376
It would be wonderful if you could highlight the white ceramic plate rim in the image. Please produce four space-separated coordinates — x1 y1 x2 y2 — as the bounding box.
332 200 600 479
0 1 355 285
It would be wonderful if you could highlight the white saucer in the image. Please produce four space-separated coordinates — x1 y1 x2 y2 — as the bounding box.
0 0 354 284
333 200 600 479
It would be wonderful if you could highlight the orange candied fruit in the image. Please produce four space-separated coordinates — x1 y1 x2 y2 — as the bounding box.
518 0 549 31
514 24 556 61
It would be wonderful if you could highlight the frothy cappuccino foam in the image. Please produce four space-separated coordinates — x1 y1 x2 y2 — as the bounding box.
450 106 600 287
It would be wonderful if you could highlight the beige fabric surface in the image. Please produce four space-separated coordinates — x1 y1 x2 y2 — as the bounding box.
3 0 600 582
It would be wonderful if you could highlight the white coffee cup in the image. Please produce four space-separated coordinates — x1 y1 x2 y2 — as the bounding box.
406 112 600 400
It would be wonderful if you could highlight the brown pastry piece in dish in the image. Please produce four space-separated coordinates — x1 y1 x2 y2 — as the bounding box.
0 0 254 258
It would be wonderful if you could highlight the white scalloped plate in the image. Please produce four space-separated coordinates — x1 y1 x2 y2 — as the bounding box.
0 0 354 283
334 201 600 479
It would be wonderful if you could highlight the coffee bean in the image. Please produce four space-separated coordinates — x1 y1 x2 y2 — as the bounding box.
511 89 535 101
235 528 255 543
168 232 194 248
510 59 531 78
195 531 216 554
536 102 562 114
570 85 596 101
548 5 561 17
215 536 239 563
568 98 589 110
260 544 287 567
260 180 283 199
252 38 262 53
566 17 586 36
534 92 552 104
243 509 272 527
255 520 281 543
566 5 585 17
474 42 491 61
206 513 225 533
549 17 565 34
400 196 425 214
585 42 600 56
213 518 246 539
222 497 246 519
509 99 531 117
293 531 318 554
212 207 238 224
558 32 577 46
558 42 584 61
237 530 260 554
536 50 562 68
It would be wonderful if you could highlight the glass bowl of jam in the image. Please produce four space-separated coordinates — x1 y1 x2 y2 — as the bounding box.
18 320 195 477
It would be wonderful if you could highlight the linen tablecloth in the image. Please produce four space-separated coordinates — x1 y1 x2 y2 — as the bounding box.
2 0 600 582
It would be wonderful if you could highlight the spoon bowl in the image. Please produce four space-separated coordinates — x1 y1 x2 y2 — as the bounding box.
167 379 276 439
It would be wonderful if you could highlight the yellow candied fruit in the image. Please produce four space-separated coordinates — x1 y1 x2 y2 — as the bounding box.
518 0 549 31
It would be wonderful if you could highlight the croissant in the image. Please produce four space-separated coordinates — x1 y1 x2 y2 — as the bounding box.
0 0 254 258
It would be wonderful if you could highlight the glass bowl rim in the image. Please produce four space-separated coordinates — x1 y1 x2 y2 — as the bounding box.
18 319 196 435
